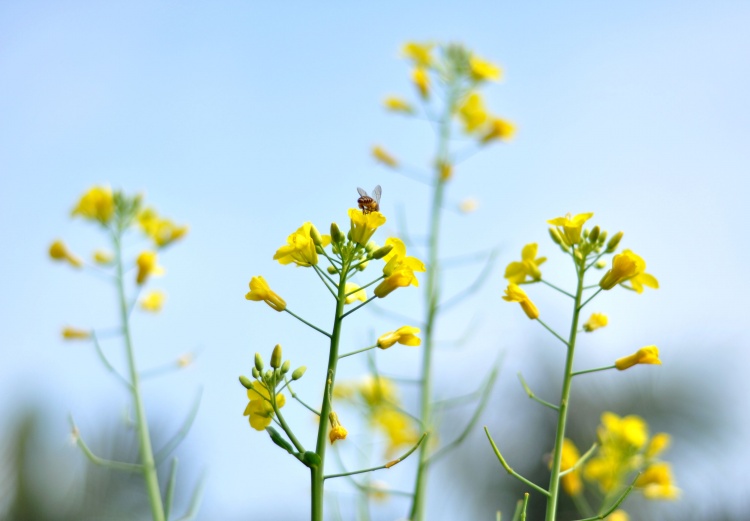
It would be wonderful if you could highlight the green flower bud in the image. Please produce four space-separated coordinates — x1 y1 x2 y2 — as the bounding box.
281 360 291 374
251 367 260 379
239 375 253 389
303 451 322 468
370 244 393 260
589 226 600 243
254 353 264 372
266 427 294 454
264 369 273 382
330 222 344 244
327 265 337 274
598 230 608 245
606 231 624 253
356 260 369 271
365 241 378 254
292 366 307 380
270 344 282 369
309 224 324 246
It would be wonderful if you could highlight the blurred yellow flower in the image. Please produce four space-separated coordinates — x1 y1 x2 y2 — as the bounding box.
140 290 166 313
504 243 546 283
469 55 502 82
138 208 188 248
135 251 164 285
626 271 659 294
583 312 608 332
49 240 83 268
636 463 680 499
547 212 594 246
62 327 90 340
615 346 661 371
377 326 421 349
557 438 583 496
93 249 114 265
599 250 646 290
372 145 399 168
71 186 114 224
359 376 399 408
245 276 287 312
502 283 539 319
348 208 386 246
412 67 430 98
372 408 420 456
344 283 366 304
243 381 285 431
274 222 327 267
646 433 671 458
480 117 516 143
401 42 434 67
609 511 630 521
458 92 488 133
383 96 413 114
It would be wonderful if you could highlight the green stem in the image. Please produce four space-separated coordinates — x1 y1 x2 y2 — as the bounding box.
338 344 378 359
113 230 165 521
311 258 350 521
544 249 585 521
571 365 616 377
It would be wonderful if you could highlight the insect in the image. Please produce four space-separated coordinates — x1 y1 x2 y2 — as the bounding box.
357 185 382 214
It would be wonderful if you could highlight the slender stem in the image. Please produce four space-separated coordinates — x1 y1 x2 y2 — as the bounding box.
284 308 331 338
520 493 530 521
324 433 426 479
536 319 570 347
346 275 384 296
544 249 585 521
165 458 178 521
284 378 321 416
539 279 575 298
570 474 639 521
312 264 338 298
273 399 306 453
517 372 559 411
559 441 598 478
69 417 143 472
571 365 616 377
340 295 378 319
113 229 165 521
485 427 550 497
91 331 131 388
578 288 603 311
338 344 378 359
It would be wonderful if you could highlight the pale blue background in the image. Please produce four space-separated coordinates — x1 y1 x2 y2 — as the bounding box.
2 1 749 520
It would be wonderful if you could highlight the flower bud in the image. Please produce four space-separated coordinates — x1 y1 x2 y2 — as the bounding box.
303 451 322 468
264 369 273 382
251 367 260 378
327 265 338 274
239 375 253 389
309 224 324 246
254 353 264 372
292 366 307 380
267 426 294 454
598 230 608 244
606 231 623 253
370 244 394 260
330 222 344 244
281 360 291 374
365 241 378 254
270 344 282 369
356 260 369 271
589 226 600 243
548 227 569 249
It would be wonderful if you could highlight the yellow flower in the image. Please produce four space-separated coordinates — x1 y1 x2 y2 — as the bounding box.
458 198 479 213
401 42 434 67
328 412 348 444
626 271 659 294
348 208 386 246
599 250 647 290
609 511 630 521
646 433 671 458
469 55 502 82
374 240 424 298
504 243 546 283
140 290 166 312
245 276 287 312
547 212 594 246
480 117 516 143
71 186 114 224
412 67 430 98
377 326 421 349
556 438 583 496
615 346 662 371
138 208 188 248
583 313 608 332
458 92 488 133
359 376 399 408
62 327 90 340
635 463 680 499
371 408 419 456
243 381 285 431
372 145 399 168
344 283 366 304
49 240 83 268
383 96 413 114
602 412 648 450
502 283 539 319
93 249 113 265
374 269 418 298
273 222 328 267
135 251 164 285
437 160 453 181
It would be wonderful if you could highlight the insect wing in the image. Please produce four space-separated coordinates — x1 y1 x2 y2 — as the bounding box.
357 187 369 198
371 185 382 204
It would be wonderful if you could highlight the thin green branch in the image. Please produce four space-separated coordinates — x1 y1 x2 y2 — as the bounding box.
313 264 338 298
324 433 427 480
154 388 203 463
339 344 378 359
340 295 378 319
282 378 320 416
539 279 575 299
273 393 306 454
284 308 331 338
559 441 598 478
331 446 415 499
164 458 178 521
91 331 131 389
517 372 559 411
584 252 606 272
173 470 207 521
570 473 639 521
141 351 201 381
571 365 616 377
536 318 570 347
520 493 529 521
438 249 498 312
484 427 550 497
578 288 603 311
68 417 143 473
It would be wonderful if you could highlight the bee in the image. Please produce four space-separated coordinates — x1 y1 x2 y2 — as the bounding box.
357 185 382 214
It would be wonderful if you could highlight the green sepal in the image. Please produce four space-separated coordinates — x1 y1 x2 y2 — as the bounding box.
266 427 294 454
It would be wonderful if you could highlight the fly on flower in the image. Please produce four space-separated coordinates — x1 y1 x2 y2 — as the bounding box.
357 185 382 214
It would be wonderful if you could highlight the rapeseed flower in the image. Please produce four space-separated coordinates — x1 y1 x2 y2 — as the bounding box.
502 283 539 319
504 243 546 283
245 276 287 312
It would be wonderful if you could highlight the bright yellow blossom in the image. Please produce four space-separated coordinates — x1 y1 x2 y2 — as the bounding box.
502 283 539 319
374 240 424 298
547 212 594 246
344 283 366 304
328 412 348 444
348 208 386 246
458 92 488 133
504 243 546 283
93 249 113 265
383 96 413 114
245 276 287 312
49 240 83 268
412 67 430 98
583 313 608 332
636 463 680 499
274 222 329 267
401 42 434 67
71 186 114 224
372 408 420 456
138 208 188 248
646 433 671 458
615 346 662 371
377 326 421 349
555 438 583 496
243 381 285 431
599 250 647 290
374 269 418 298
469 55 502 82
480 117 516 143
140 290 166 312
626 271 659 294
359 376 399 408
372 145 399 168
62 327 90 340
135 251 164 285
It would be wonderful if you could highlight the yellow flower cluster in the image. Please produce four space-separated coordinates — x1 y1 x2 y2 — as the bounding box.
273 222 330 267
138 208 189 248
375 237 425 298
71 186 115 224
243 381 286 431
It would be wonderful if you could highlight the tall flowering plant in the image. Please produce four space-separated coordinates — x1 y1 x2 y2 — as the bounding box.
50 186 202 521
487 213 677 520
239 207 427 521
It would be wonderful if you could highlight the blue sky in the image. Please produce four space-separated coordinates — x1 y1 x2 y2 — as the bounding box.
2 1 749 519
